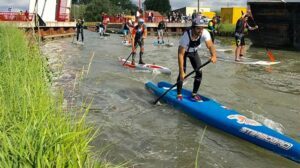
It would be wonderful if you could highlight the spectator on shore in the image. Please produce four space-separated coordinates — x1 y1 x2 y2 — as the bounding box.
167 12 171 22
151 12 154 22
207 16 218 43
24 10 29 21
102 14 109 33
148 11 152 22
136 9 143 20
171 12 176 22
192 11 197 20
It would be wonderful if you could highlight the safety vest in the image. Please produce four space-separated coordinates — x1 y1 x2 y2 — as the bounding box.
133 25 146 40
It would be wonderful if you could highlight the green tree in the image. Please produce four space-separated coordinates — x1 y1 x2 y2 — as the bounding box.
81 0 138 21
72 0 92 4
83 0 112 21
144 0 171 14
110 0 138 13
70 4 86 21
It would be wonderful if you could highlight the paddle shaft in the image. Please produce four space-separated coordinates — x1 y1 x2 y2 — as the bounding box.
153 59 211 105
123 52 133 66
124 39 142 65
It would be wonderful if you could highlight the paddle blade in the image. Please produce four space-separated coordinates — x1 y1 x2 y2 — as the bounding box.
266 49 276 62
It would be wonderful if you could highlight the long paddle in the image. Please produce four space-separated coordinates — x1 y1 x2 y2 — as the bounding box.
123 39 142 66
122 52 133 66
153 59 211 105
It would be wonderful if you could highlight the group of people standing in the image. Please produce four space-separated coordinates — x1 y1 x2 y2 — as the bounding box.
74 11 258 102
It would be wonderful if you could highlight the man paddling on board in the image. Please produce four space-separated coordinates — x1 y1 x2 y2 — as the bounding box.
76 19 84 42
122 20 131 42
177 18 217 102
131 18 148 65
157 20 166 44
98 22 105 36
234 14 258 61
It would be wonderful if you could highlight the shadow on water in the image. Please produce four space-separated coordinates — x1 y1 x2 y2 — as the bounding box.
42 30 300 168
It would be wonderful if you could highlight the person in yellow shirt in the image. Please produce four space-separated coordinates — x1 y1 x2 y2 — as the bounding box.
207 16 218 43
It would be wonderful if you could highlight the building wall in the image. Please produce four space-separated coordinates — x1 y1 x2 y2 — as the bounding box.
29 0 56 21
203 12 216 19
66 0 72 21
185 7 210 16
221 7 246 24
56 0 72 21
173 7 210 16
29 0 72 22
248 2 299 49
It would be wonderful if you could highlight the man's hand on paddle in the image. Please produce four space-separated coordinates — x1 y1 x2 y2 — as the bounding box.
210 55 217 63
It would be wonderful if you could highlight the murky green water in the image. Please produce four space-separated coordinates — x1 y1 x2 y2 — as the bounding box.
42 30 300 168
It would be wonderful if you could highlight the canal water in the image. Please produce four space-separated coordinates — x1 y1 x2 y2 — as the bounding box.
42 30 300 168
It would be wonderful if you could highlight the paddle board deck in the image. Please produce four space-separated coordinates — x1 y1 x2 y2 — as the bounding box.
72 41 84 45
122 41 132 47
145 81 300 163
236 60 280 65
204 54 280 65
119 58 171 75
153 41 174 47
216 48 233 52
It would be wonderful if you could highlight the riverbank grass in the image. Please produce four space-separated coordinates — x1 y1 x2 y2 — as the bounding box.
0 25 113 167
218 23 236 33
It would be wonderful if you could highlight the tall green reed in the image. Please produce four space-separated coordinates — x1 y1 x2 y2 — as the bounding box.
0 25 114 167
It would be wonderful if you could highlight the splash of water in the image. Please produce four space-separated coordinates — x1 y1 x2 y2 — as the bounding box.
250 111 285 134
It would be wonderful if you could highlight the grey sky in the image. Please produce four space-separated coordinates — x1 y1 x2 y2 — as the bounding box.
131 0 247 10
0 0 29 11
0 0 248 12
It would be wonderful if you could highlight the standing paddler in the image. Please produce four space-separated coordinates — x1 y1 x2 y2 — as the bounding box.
177 18 217 101
131 18 147 65
234 14 258 61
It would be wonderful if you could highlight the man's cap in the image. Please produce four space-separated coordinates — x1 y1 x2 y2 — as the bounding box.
192 18 207 27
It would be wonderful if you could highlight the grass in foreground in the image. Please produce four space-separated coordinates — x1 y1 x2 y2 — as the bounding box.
0 25 119 167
